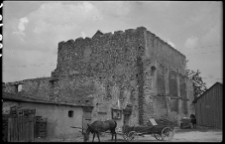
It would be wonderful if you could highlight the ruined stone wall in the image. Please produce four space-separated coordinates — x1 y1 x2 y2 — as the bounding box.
152 63 168 121
179 74 188 116
4 26 193 126
4 27 147 126
89 27 146 126
149 65 193 124
91 78 139 127
4 75 95 106
50 26 193 125
143 29 193 124
186 78 194 115
52 27 146 78
4 83 17 94
144 30 186 75
51 27 147 125
49 75 95 105
4 77 52 101
52 38 92 77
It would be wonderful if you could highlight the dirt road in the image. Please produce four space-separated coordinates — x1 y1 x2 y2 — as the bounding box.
35 127 222 142
131 128 223 142
102 128 223 142
171 128 222 142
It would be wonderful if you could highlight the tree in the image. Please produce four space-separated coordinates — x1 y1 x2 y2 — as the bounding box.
187 69 207 99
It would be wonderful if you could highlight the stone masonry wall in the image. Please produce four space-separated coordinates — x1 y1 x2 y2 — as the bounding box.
179 74 188 116
51 27 147 125
144 30 186 74
91 78 139 127
49 75 95 105
4 76 95 106
4 77 52 101
143 29 193 125
186 78 194 115
52 27 147 78
4 26 193 126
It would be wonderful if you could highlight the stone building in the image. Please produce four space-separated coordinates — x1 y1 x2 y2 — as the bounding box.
4 26 194 132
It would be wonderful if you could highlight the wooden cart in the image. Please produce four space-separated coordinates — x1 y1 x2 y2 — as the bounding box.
117 119 174 142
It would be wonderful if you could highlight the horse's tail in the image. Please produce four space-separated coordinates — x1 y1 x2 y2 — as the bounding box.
113 120 117 129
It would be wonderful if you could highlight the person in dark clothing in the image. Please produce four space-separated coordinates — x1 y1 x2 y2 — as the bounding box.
190 114 196 128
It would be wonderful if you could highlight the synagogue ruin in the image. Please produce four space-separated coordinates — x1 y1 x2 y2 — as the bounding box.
4 26 194 127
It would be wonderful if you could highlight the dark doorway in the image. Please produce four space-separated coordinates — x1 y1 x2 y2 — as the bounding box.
123 104 132 125
123 113 131 125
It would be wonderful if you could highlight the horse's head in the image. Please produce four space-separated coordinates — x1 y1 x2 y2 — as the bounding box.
83 124 92 142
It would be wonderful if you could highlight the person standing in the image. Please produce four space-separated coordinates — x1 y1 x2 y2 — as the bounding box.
190 114 196 128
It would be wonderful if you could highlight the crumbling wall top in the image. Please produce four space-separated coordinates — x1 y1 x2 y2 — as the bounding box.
58 26 148 52
146 30 186 59
5 77 51 86
92 30 104 38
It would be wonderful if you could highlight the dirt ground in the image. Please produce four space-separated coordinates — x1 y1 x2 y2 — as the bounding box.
35 127 223 142
170 128 222 142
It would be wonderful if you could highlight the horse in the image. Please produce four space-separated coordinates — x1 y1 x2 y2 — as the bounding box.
82 119 117 142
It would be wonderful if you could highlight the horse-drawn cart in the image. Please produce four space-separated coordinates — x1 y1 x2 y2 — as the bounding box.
71 118 174 142
117 119 174 142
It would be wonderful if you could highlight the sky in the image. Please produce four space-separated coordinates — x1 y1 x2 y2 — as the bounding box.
2 1 223 88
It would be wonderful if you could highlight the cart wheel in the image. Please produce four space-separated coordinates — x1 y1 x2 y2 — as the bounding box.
153 133 163 141
128 131 138 142
122 133 129 141
161 127 174 141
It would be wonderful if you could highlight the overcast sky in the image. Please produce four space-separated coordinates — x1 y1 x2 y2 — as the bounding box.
3 1 223 88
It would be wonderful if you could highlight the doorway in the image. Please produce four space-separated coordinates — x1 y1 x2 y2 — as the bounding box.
82 108 92 133
123 113 131 125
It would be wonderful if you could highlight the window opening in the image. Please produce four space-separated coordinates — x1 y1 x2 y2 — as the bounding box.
15 84 23 93
68 110 74 117
18 84 23 92
151 66 156 76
